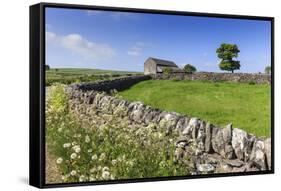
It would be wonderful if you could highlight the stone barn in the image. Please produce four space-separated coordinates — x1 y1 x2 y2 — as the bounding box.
144 57 181 75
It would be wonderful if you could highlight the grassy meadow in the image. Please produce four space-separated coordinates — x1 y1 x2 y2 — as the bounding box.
118 80 271 137
46 68 143 86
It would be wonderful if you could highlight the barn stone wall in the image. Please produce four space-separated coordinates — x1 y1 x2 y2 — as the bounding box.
67 76 272 174
152 72 271 84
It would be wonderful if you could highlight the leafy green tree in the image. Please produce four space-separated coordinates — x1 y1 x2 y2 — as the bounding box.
184 64 197 73
216 43 240 73
264 66 271 74
163 67 172 75
45 65 50 70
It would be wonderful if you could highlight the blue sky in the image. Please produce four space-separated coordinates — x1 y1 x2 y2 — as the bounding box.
46 7 271 73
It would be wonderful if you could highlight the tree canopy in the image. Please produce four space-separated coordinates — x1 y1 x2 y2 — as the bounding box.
184 64 197 73
216 43 240 73
264 66 271 74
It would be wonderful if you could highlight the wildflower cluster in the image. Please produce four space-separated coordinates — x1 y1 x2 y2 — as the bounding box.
46 85 189 183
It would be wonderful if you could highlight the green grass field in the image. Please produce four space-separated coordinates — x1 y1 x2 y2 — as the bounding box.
46 68 143 86
118 80 271 137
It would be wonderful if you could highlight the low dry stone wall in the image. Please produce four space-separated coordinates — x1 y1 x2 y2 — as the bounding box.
67 77 271 174
71 75 151 93
152 72 271 84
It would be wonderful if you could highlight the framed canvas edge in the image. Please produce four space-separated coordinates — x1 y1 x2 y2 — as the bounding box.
29 2 275 189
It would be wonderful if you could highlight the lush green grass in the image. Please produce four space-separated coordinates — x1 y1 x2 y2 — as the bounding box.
118 80 271 137
46 68 143 86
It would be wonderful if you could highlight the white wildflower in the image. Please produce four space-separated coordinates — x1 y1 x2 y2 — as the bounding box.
71 141 77 146
158 132 163 139
99 153 106 161
97 165 102 171
72 145 81 153
70 153 77 159
56 157 63 164
85 135 91 143
102 171 110 180
110 174 115 180
91 154 98 160
87 149 93 153
90 167 96 173
70 170 77 176
126 160 134 167
111 159 117 166
89 175 96 181
63 143 71 148
79 175 86 182
58 127 63 132
102 166 109 172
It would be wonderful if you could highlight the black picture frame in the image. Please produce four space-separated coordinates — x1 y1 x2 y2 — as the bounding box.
29 2 275 188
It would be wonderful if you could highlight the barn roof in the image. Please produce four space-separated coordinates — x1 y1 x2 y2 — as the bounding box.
148 57 178 67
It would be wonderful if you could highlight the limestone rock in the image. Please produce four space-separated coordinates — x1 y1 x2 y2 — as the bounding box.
264 138 271 170
182 118 199 136
231 128 256 161
250 139 267 170
211 124 235 159
205 123 213 153
196 164 215 173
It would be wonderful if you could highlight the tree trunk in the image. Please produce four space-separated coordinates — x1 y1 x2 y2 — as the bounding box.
231 70 234 73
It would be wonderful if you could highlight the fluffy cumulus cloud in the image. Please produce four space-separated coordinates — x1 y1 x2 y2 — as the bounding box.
127 42 144 56
85 10 139 21
46 31 115 59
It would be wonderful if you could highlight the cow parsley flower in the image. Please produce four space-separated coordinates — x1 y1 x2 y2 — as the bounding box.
70 170 77 176
56 157 63 164
79 175 86 182
111 159 117 166
102 171 110 180
99 153 106 161
70 153 77 159
102 166 109 172
85 135 90 143
63 143 71 148
87 149 93 153
72 145 81 153
89 175 96 181
91 154 98 160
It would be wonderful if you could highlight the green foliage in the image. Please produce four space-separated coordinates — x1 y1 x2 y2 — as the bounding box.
163 67 173 75
248 81 256 85
219 60 240 73
45 65 50 70
264 66 271 74
216 43 240 73
184 64 197 73
119 80 271 137
46 68 143 86
46 86 190 183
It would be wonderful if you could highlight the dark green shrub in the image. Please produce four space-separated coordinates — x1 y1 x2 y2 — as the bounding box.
183 64 197 74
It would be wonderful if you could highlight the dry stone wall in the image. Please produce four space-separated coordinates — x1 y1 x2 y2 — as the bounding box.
71 75 151 93
153 72 271 84
67 76 272 174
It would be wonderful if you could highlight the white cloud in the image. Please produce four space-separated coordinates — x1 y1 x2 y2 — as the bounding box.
127 42 144 56
46 31 56 42
111 12 139 21
46 31 115 59
46 24 52 30
86 10 139 21
85 10 103 16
